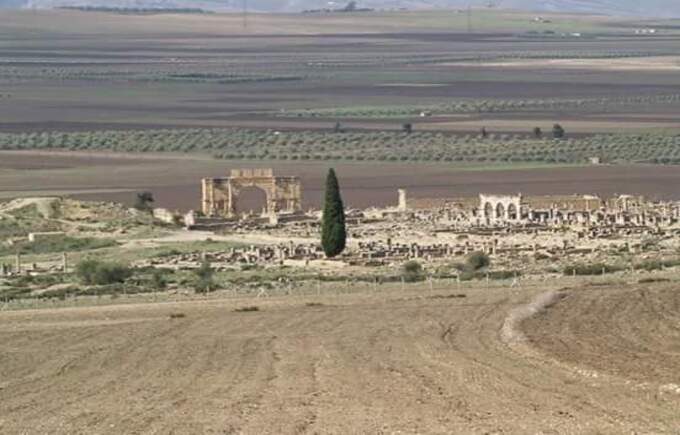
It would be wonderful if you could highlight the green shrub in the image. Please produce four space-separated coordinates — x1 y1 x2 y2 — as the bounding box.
76 259 133 285
458 269 520 281
234 306 259 312
634 258 680 272
193 260 216 293
638 277 670 284
150 268 168 290
0 236 117 256
402 260 425 283
466 251 490 271
563 263 623 276
39 286 81 300
133 191 154 212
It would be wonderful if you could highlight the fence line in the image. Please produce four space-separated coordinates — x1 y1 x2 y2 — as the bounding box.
3 270 669 312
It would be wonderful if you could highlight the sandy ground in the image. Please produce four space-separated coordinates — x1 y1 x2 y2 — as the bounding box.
1 284 679 434
121 229 318 250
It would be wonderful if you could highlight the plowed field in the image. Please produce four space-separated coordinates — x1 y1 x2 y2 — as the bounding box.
1 285 679 433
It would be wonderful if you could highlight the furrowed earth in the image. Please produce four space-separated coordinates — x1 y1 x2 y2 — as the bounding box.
1 282 679 433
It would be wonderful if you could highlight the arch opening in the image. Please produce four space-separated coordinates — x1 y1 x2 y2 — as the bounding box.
495 203 505 219
484 202 494 218
234 186 268 217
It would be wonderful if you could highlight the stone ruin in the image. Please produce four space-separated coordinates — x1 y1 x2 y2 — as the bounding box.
202 168 302 218
171 174 680 274
397 190 680 229
185 168 308 230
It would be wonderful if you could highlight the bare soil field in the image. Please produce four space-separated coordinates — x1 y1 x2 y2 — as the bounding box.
454 56 680 71
1 285 678 434
1 10 680 135
523 282 680 386
3 151 680 211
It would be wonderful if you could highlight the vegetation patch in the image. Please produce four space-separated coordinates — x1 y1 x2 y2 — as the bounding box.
402 260 425 283
76 259 133 285
638 277 671 284
563 263 624 276
3 128 680 166
234 306 260 313
0 236 118 257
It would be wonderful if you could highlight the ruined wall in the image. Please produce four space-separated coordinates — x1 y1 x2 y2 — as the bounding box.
524 195 603 211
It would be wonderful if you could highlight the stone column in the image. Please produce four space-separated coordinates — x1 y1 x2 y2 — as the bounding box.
397 189 408 211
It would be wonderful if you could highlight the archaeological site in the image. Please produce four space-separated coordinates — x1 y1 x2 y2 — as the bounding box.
3 7 680 433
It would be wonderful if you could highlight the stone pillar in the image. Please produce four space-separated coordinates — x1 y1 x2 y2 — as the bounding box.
397 189 407 211
15 253 21 275
227 182 235 217
62 252 68 273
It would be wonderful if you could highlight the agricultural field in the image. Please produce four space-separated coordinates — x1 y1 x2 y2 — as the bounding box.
1 9 680 212
1 279 680 433
4 150 680 212
1 8 680 137
3 128 680 165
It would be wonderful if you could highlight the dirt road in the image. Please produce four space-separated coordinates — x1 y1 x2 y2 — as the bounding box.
1 286 678 433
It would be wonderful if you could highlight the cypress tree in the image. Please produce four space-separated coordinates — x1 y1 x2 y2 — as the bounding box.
321 168 346 258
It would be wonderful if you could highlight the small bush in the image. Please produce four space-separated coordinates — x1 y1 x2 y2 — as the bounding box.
134 191 154 212
76 260 132 285
150 268 168 290
39 286 81 300
234 306 259 312
563 263 623 276
466 251 490 271
552 124 565 139
193 260 216 293
635 258 680 272
429 293 466 299
402 260 425 282
638 277 670 284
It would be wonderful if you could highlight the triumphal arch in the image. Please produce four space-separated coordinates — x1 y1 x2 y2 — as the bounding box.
202 169 302 217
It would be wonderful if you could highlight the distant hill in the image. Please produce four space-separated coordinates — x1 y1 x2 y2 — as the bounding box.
2 0 680 17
